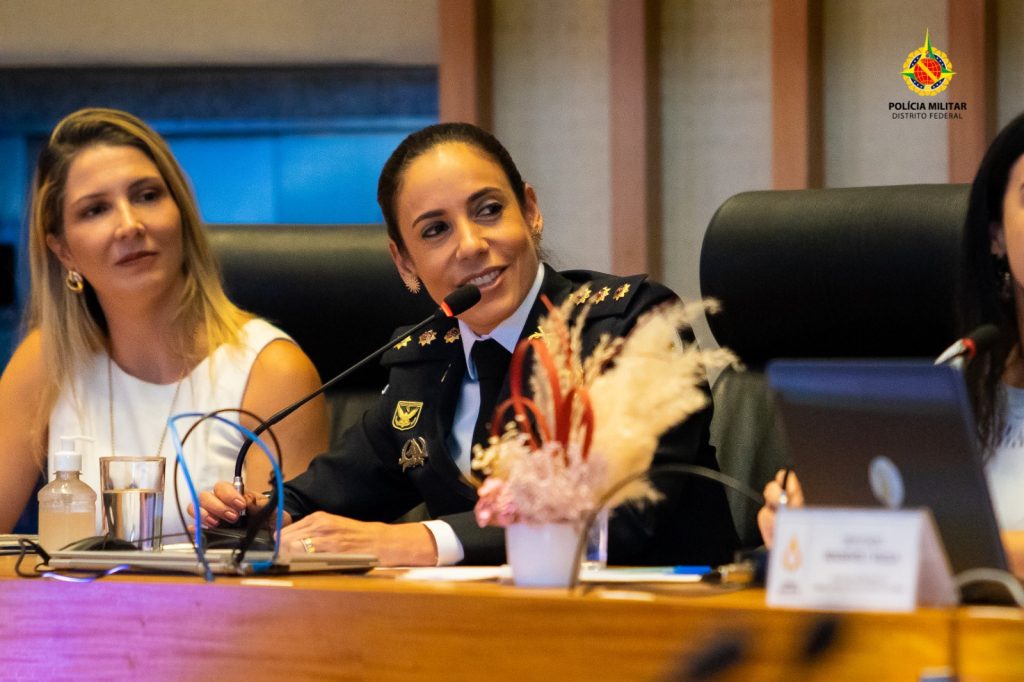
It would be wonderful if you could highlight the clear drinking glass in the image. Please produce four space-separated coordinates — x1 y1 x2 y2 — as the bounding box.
99 456 165 551
582 507 609 571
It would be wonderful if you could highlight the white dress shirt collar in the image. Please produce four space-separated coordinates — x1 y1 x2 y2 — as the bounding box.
459 262 545 379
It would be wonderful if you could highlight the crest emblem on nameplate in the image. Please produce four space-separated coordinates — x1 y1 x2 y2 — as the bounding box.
399 436 429 472
392 401 423 431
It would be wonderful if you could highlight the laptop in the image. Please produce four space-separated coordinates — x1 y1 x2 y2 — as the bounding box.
46 546 377 576
766 359 1009 582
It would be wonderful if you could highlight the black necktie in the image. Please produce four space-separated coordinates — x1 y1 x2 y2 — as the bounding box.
471 339 512 450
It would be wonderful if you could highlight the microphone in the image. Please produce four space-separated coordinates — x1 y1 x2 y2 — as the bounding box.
231 283 482 490
934 324 999 369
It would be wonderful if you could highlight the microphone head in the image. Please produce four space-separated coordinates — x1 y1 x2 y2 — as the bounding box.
440 284 482 317
969 324 1000 354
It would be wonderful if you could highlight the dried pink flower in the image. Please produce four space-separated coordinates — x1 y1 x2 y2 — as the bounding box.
472 299 733 528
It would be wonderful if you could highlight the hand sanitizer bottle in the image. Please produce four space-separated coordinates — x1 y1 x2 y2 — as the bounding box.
38 436 97 553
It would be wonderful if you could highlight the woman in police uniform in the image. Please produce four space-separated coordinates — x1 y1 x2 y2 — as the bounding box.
199 123 739 566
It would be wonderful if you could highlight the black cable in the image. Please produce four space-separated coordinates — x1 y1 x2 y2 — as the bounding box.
14 538 49 578
234 486 281 561
779 467 793 506
172 408 280 562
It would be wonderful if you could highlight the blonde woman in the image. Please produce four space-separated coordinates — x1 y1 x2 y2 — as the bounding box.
0 108 329 539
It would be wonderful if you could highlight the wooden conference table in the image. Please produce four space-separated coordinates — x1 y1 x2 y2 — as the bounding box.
1 555 1023 680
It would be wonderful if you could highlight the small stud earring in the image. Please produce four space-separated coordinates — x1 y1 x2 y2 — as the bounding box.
65 269 84 294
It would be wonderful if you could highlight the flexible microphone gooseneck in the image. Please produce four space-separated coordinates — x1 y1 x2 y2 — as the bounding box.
934 324 1000 368
232 283 482 491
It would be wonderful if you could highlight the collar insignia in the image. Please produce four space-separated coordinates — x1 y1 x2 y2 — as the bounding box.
570 285 592 305
399 436 428 471
418 329 437 347
591 286 610 304
444 328 461 344
393 335 412 350
613 283 631 301
392 400 423 431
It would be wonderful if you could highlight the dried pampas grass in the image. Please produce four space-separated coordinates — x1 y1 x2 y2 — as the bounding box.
473 295 734 527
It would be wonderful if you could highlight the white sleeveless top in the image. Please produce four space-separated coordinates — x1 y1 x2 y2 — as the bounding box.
48 319 292 542
988 384 1024 531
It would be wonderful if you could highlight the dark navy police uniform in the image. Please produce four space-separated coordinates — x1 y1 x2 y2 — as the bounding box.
283 265 740 565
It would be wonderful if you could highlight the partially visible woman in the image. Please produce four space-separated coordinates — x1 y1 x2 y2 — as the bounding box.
0 108 329 539
960 109 1024 575
199 122 740 566
759 112 1024 577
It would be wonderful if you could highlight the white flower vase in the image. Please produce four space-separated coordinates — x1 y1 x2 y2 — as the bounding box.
505 522 580 587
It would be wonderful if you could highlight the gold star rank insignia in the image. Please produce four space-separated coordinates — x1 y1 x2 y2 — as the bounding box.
392 401 423 430
591 286 610 304
528 326 544 339
419 329 437 346
444 328 461 344
399 436 428 471
393 335 411 350
613 283 631 300
570 285 592 305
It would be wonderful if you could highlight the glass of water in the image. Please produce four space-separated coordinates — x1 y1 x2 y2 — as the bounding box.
99 457 165 551
582 507 609 571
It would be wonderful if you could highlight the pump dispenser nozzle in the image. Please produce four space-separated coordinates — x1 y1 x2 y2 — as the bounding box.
53 435 94 473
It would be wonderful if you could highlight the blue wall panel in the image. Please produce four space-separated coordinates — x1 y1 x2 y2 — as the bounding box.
169 136 277 223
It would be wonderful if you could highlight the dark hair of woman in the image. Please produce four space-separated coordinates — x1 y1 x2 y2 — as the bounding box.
960 110 1024 452
377 122 527 251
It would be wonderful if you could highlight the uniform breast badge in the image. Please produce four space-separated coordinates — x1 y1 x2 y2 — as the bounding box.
392 400 423 430
419 329 437 346
399 436 429 472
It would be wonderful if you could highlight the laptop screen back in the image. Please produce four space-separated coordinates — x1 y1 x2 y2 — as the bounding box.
767 359 1007 575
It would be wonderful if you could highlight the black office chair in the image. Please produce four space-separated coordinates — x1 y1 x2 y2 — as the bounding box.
208 224 436 445
699 184 970 546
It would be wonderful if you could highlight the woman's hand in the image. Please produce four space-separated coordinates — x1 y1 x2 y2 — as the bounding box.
756 469 804 549
281 511 438 566
190 481 290 528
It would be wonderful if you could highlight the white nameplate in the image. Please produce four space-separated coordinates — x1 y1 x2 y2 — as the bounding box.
766 506 957 612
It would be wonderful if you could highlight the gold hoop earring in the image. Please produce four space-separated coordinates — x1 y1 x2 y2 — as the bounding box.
402 274 421 295
65 269 84 294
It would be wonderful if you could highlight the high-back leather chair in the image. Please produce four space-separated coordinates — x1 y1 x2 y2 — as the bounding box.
699 184 970 546
208 224 435 445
